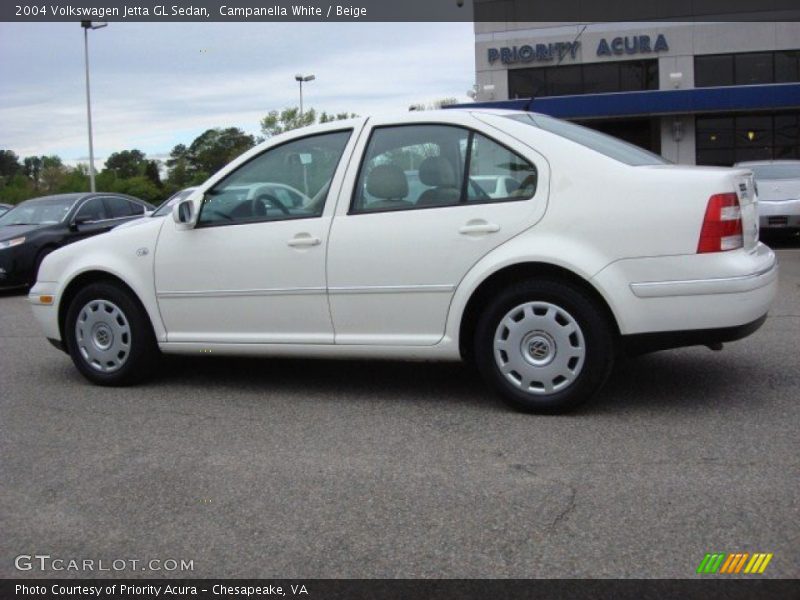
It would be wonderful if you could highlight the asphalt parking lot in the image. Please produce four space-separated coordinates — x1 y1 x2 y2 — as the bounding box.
1 247 798 579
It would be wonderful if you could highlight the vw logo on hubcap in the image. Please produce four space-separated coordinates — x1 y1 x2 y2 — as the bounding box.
529 339 550 359
521 331 556 367
93 324 113 350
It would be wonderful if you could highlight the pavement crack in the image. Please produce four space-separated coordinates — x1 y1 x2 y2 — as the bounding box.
546 485 577 534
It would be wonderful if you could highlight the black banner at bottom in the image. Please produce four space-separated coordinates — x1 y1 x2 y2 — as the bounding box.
2 579 798 600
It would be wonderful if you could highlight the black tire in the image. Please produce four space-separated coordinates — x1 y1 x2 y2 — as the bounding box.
474 279 615 414
64 281 159 386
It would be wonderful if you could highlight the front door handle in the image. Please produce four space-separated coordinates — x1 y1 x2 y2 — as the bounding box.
459 220 501 235
287 234 321 248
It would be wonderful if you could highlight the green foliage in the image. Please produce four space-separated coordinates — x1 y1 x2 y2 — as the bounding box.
260 107 317 138
319 111 358 124
260 107 358 139
104 149 148 179
0 150 21 180
165 128 255 188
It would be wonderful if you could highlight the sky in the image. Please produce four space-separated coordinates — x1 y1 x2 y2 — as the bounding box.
0 22 475 167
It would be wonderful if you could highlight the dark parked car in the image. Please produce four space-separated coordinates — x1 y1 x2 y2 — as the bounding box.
0 203 12 217
0 192 154 289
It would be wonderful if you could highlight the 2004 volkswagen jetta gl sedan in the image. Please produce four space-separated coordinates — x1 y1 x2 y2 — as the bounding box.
29 109 778 413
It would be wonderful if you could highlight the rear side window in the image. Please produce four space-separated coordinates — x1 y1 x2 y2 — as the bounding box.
351 125 537 214
507 113 668 166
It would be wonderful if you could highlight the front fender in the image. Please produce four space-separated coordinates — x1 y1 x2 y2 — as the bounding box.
39 220 166 342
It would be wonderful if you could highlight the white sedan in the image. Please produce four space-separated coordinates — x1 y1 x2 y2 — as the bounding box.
30 109 778 413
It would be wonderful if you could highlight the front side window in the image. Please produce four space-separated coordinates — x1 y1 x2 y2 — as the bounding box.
351 125 537 213
198 130 351 227
75 198 108 222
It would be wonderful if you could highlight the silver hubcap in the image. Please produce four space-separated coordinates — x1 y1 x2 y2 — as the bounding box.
493 301 585 395
75 299 131 373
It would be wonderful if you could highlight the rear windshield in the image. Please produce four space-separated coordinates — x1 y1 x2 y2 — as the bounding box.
506 113 668 166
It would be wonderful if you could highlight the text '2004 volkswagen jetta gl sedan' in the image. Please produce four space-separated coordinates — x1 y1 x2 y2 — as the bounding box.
29 110 778 413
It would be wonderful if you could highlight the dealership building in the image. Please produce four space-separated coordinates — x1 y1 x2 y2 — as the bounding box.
471 22 800 165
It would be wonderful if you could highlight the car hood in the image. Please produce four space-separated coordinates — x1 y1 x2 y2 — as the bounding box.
756 178 800 201
0 224 47 240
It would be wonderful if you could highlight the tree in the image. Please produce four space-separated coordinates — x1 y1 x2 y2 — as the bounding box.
185 128 255 178
408 97 459 112
260 107 359 140
104 149 148 179
0 150 21 180
165 144 192 188
260 107 317 138
22 155 63 189
319 111 358 124
144 160 162 187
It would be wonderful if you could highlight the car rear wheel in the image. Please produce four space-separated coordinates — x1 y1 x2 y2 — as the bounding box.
64 282 158 386
474 279 615 414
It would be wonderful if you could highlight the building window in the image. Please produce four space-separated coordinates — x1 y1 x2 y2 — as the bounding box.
695 50 800 87
696 112 800 165
508 59 658 98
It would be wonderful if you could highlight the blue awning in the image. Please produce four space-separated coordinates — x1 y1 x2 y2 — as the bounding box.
447 83 800 120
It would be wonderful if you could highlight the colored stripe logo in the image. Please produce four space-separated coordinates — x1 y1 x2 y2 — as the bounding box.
697 553 773 574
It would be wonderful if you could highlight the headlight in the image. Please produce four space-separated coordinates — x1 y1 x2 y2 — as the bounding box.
0 236 26 250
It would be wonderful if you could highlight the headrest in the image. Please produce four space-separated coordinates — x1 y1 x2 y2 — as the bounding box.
419 156 458 188
366 164 408 200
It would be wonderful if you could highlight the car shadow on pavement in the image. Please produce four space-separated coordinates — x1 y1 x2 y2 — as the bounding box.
154 353 496 411
594 349 771 413
146 346 765 415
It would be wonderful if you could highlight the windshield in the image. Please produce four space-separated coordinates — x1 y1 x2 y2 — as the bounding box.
0 196 76 226
746 164 800 180
153 188 195 217
506 113 668 166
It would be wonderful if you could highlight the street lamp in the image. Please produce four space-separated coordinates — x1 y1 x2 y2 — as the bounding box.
81 20 107 192
294 74 315 118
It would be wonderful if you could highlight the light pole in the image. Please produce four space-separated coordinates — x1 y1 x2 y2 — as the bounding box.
81 20 107 192
294 74 315 118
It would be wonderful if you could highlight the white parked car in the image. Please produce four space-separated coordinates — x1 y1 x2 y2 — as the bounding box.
30 110 778 413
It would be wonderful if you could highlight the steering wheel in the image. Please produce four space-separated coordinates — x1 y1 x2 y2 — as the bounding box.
468 178 491 201
255 193 290 215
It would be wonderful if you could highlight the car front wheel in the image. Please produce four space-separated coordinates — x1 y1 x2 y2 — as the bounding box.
64 282 158 386
474 279 615 414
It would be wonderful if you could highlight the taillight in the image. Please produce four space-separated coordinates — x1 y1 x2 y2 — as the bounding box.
697 193 743 253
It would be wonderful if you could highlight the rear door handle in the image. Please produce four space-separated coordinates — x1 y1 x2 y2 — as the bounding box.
459 220 501 235
287 234 321 248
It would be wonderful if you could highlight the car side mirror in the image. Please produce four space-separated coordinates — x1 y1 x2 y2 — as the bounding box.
70 216 91 230
172 199 196 230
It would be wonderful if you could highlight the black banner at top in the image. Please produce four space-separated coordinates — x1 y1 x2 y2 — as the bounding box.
3 0 800 22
